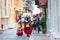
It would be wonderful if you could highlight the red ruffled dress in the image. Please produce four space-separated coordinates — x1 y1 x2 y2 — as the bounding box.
24 23 32 35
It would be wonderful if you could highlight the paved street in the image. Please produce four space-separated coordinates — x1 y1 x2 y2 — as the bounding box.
29 33 50 40
0 28 50 40
0 28 29 40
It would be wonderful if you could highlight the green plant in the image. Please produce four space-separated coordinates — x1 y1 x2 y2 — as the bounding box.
39 7 46 33
40 15 46 28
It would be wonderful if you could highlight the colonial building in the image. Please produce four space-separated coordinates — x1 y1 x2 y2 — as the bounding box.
0 0 10 29
10 0 24 23
0 0 24 29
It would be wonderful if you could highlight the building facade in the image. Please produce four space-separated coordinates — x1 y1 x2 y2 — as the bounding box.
0 0 24 29
0 0 10 28
10 0 24 23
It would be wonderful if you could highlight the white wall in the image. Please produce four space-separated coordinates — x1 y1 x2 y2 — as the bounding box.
47 0 60 40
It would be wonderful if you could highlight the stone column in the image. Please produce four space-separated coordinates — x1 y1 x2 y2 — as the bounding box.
50 0 55 34
6 0 10 16
53 0 59 36
5 0 10 26
47 0 51 33
49 0 58 35
51 0 60 40
10 0 16 23
50 0 60 37
58 0 60 36
1 0 10 28
48 0 60 40
1 0 6 27
2 0 5 16
0 0 2 28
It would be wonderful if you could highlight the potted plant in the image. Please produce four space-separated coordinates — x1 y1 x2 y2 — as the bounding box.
40 7 46 34
40 16 46 33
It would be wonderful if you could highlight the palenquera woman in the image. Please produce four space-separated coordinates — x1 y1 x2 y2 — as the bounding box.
16 16 23 36
24 15 32 37
16 20 23 36
24 21 32 37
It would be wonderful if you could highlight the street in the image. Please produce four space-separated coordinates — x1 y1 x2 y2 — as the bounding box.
0 27 50 40
0 28 29 40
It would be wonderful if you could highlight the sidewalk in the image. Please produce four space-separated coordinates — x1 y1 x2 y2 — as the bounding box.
0 23 17 31
29 33 50 40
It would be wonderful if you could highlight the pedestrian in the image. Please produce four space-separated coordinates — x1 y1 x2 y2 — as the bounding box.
24 15 32 37
1 24 3 30
35 14 41 33
16 15 24 36
31 15 37 34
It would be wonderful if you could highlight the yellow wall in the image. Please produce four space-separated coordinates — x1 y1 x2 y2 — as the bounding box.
10 0 24 23
14 0 24 11
10 0 15 23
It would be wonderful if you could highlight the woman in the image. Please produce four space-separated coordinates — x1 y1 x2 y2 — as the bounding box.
24 15 32 37
31 15 37 34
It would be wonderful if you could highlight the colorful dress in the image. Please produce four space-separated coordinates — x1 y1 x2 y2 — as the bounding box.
24 22 32 35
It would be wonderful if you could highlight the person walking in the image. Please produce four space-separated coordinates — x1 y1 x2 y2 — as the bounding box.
24 15 32 37
31 15 37 34
35 14 41 33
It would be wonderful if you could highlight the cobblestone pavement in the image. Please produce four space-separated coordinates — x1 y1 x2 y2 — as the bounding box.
29 34 50 40
0 28 29 40
0 28 50 40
